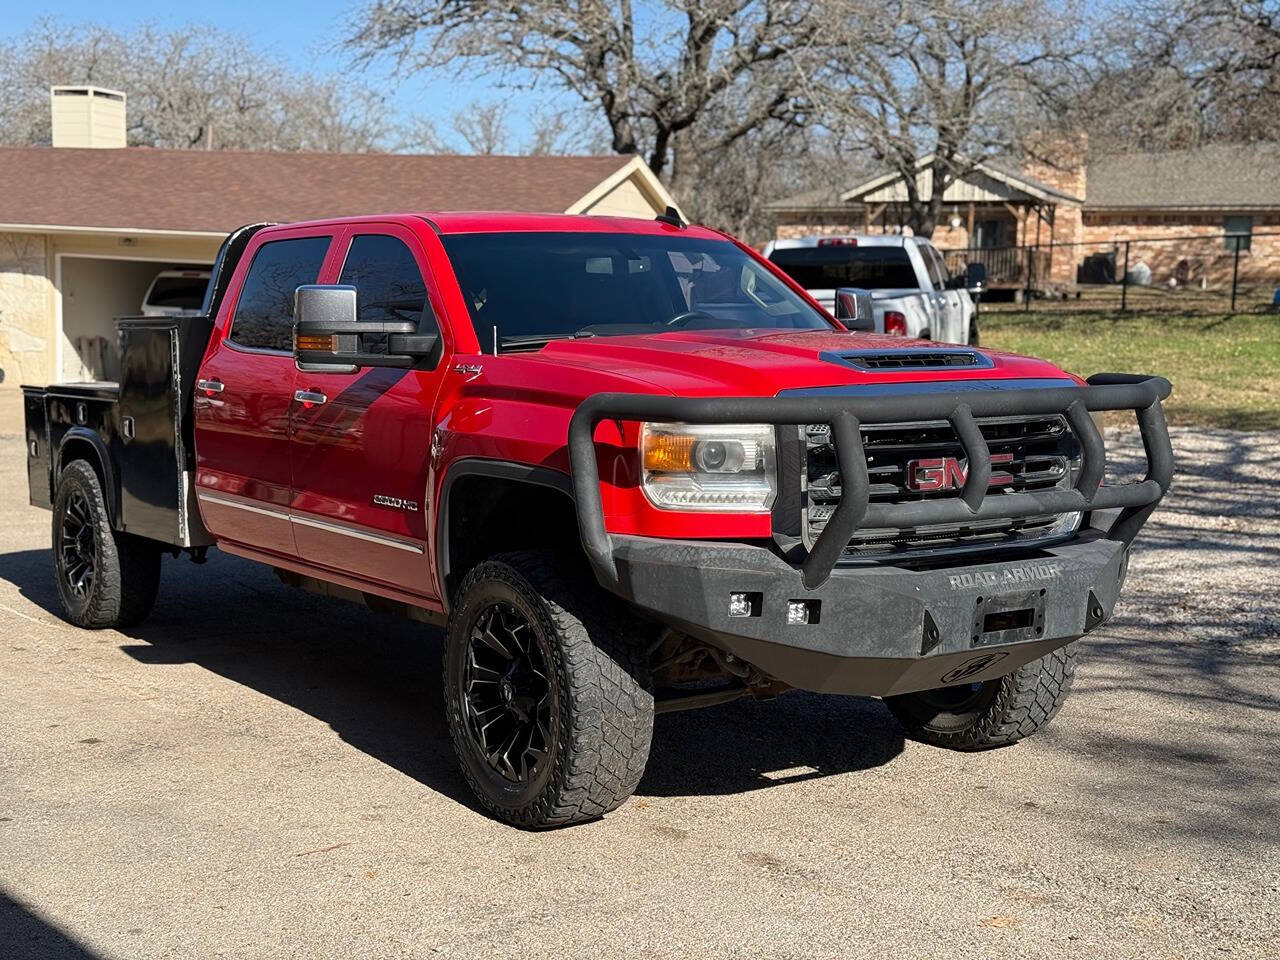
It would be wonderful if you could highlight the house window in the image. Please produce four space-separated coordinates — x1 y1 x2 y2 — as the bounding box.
1224 216 1253 251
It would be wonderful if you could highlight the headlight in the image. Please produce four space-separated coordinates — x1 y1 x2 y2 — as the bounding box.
640 422 776 512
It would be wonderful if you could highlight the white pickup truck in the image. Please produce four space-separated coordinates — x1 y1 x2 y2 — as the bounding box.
763 235 979 345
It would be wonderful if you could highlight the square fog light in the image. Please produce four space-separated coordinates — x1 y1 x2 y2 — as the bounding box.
728 592 761 618
786 600 820 625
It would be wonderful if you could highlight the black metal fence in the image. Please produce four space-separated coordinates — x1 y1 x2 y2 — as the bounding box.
942 230 1280 314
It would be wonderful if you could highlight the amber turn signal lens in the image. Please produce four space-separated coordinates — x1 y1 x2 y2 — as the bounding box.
296 334 337 351
642 433 696 472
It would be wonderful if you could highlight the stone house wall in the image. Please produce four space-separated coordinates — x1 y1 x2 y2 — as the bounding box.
0 233 53 387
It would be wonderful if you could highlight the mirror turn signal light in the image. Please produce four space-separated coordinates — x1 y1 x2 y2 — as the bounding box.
296 334 338 351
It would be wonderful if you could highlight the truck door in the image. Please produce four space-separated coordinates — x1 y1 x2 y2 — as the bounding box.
923 243 964 343
288 227 448 598
193 231 334 557
908 242 943 340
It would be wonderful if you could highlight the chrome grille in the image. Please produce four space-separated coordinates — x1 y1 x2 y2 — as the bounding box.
804 415 1082 558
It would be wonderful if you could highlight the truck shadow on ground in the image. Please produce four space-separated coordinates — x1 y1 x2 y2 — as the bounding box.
0 547 903 814
0 889 100 960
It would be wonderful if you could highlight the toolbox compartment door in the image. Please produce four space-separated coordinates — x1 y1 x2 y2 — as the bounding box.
115 318 214 547
22 387 52 509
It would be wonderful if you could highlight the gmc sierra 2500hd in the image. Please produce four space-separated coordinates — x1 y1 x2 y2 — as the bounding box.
23 212 1173 828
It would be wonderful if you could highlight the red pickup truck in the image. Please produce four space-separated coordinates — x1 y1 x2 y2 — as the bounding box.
23 212 1173 828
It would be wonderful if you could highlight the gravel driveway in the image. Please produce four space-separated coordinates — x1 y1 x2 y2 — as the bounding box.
1 427 1277 959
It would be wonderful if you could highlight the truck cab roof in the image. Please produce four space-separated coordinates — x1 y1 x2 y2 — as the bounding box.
763 234 923 254
254 211 727 241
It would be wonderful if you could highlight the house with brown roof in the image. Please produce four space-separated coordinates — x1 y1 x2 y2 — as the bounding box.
769 143 1280 296
0 86 678 387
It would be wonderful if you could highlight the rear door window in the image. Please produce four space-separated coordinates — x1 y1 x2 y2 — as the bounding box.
229 236 331 351
767 245 920 290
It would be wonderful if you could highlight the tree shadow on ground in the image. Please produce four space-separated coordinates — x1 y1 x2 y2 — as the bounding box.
1035 627 1280 853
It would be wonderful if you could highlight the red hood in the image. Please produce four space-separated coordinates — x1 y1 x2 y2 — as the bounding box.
505 329 1076 398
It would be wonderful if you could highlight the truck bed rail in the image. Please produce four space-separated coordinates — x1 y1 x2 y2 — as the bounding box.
569 374 1173 589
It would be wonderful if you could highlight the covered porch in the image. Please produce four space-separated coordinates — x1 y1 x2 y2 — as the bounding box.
769 154 1083 294
841 158 1077 291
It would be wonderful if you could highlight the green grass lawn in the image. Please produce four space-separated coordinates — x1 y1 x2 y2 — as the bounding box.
980 311 1280 430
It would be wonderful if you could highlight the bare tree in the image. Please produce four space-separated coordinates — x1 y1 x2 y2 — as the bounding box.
0 18 394 152
344 0 824 192
451 101 511 155
816 0 1085 237
400 99 606 154
1082 0 1280 152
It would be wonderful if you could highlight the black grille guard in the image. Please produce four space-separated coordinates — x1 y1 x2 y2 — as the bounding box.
568 373 1174 590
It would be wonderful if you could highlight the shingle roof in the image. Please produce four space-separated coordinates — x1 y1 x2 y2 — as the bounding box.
0 147 637 233
765 184 851 211
768 155 1081 212
1085 144 1280 209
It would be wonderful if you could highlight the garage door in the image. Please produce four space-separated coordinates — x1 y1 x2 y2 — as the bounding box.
60 257 209 381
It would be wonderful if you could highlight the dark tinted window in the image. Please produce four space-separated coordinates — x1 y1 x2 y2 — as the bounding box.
147 275 209 309
338 234 431 326
229 236 330 351
768 245 920 290
442 232 830 352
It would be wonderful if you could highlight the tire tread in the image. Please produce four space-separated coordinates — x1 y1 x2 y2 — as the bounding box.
887 644 1077 751
444 551 653 828
53 460 160 630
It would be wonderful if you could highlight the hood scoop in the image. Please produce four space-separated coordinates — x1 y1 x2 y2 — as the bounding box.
821 348 992 372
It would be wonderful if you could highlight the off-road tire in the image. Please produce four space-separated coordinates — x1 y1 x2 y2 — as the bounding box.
52 459 161 629
443 550 654 828
885 644 1077 750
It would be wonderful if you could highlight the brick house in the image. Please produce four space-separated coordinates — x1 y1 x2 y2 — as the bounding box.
769 143 1280 294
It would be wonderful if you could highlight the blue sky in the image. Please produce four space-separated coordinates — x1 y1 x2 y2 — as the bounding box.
1 0 554 140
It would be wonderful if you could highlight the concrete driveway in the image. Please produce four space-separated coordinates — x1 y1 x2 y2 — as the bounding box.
1 425 1276 959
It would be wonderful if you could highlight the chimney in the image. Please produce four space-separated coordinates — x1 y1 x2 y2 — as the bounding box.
51 85 127 148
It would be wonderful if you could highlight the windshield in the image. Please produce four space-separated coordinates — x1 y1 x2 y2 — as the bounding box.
441 232 833 352
768 245 920 291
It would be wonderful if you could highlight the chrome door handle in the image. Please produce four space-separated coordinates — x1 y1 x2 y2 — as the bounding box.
294 389 328 405
197 378 224 394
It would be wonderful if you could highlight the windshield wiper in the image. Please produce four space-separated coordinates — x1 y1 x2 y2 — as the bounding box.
498 330 597 353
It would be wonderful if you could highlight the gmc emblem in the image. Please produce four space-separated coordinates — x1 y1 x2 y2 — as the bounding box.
905 453 1015 492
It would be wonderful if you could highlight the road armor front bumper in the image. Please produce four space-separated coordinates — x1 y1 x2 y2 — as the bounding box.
568 374 1172 697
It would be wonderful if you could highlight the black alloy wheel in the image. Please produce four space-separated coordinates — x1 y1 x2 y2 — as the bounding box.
58 489 97 599
51 459 162 629
462 602 553 784
443 551 654 828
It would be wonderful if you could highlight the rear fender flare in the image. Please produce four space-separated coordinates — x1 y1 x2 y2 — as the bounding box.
56 428 120 528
